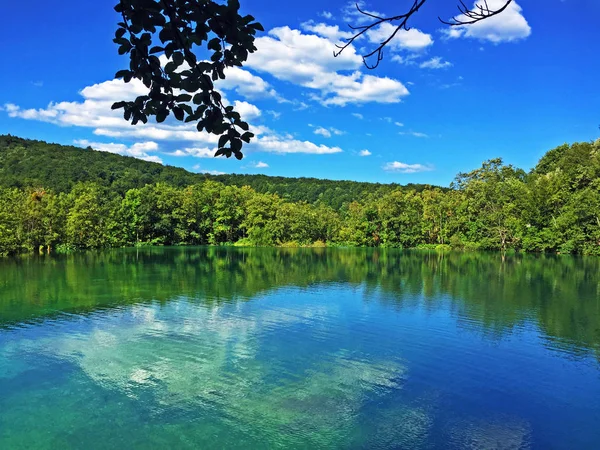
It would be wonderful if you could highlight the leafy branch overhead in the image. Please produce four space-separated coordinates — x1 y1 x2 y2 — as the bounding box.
112 0 264 159
335 0 513 69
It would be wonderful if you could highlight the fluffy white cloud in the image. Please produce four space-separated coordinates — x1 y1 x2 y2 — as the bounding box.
250 161 269 168
300 21 354 42
313 126 345 138
383 161 433 173
320 11 333 19
246 27 409 106
419 57 452 69
80 78 147 101
232 100 262 121
218 66 284 102
3 78 222 147
442 0 531 43
4 76 343 157
367 23 434 51
253 134 342 154
2 78 258 147
395 121 404 127
314 127 332 138
359 149 372 156
74 139 163 164
352 113 364 120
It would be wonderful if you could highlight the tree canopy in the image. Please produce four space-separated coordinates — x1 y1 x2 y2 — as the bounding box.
113 0 263 159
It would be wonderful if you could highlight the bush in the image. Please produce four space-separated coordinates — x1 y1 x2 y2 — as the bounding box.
449 234 464 250
55 243 77 254
463 241 481 252
279 241 299 248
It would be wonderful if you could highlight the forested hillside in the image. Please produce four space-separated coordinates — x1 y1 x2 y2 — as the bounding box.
0 135 599 256
0 135 428 209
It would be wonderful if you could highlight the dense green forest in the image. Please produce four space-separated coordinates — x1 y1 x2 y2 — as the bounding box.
0 135 599 256
0 135 426 209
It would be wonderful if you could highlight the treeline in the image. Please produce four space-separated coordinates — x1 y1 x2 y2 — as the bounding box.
0 135 430 209
0 138 599 256
210 174 436 210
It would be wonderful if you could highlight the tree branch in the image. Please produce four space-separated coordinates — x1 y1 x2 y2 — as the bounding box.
334 0 427 69
335 0 513 69
440 0 513 26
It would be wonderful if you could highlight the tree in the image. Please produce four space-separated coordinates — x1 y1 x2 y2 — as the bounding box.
113 0 263 159
65 183 119 249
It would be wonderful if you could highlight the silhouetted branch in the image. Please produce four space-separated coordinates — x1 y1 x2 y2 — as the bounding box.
334 1 427 69
440 0 513 25
335 0 513 69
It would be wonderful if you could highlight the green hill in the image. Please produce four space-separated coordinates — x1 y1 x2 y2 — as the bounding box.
0 135 437 209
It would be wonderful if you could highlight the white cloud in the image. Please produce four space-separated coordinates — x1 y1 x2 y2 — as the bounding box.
300 21 354 42
395 121 404 127
314 127 332 138
343 1 382 24
390 53 423 66
232 100 262 121
253 134 342 154
320 11 333 19
442 0 531 43
218 66 284 102
171 147 217 158
1 78 249 148
74 139 163 164
352 113 364 120
3 78 222 147
313 126 345 138
250 161 269 168
246 27 410 106
367 23 433 51
359 149 372 156
383 161 433 173
399 131 429 138
4 77 340 157
192 164 226 175
266 110 281 120
419 57 452 69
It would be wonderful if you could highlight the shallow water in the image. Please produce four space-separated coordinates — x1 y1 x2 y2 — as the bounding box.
0 247 599 449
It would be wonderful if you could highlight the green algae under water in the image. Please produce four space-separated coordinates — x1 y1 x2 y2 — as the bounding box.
1 247 599 449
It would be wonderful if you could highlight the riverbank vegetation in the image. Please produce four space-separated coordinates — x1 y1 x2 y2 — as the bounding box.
1 135 599 256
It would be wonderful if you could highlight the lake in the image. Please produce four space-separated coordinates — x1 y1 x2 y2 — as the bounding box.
0 247 599 449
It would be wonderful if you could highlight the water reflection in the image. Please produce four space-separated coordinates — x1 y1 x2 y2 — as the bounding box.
0 248 599 448
1 247 599 358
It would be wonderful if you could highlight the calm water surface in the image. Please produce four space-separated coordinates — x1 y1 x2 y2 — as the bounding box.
1 247 599 449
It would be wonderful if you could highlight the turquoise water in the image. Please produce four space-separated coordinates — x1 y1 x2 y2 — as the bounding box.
1 247 599 448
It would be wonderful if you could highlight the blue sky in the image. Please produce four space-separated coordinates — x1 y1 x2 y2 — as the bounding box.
1 0 598 186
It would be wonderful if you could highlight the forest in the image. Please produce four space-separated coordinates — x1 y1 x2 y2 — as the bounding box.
0 135 599 256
